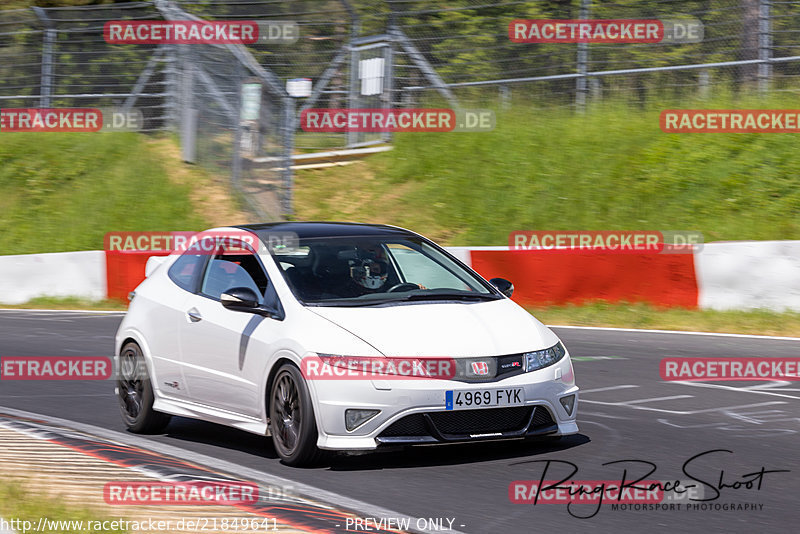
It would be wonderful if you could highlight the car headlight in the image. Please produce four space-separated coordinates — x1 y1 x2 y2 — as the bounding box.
523 342 567 372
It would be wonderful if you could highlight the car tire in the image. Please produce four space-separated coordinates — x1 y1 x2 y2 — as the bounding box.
269 363 322 466
117 341 171 434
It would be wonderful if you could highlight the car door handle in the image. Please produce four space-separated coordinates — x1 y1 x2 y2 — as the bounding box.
187 308 202 322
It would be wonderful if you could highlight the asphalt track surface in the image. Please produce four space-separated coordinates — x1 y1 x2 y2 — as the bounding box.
1 310 799 533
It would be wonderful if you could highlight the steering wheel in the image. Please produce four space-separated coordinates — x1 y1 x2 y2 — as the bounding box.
387 282 420 293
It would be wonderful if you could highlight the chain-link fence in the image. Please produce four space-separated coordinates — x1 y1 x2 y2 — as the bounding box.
2 0 800 220
158 1 293 220
384 0 800 108
0 1 293 221
0 2 169 124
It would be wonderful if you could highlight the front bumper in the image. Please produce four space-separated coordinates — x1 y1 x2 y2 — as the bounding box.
310 356 579 450
375 403 563 445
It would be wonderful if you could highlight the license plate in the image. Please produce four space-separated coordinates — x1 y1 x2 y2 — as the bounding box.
445 388 525 410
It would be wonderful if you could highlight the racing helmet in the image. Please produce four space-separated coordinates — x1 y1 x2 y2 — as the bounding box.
348 250 389 290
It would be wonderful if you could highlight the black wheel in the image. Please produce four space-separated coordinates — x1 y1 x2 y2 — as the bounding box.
117 341 171 434
269 363 321 466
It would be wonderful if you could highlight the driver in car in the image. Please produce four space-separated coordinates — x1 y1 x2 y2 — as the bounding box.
347 247 390 295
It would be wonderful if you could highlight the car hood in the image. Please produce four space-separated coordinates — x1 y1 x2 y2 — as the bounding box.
307 298 559 357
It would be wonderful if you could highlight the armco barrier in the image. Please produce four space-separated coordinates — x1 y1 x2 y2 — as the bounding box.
695 240 800 311
105 250 170 301
469 248 699 308
0 251 106 305
2 241 800 312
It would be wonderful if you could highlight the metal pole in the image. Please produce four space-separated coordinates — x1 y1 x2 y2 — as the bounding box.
32 7 55 108
758 0 772 93
282 97 295 217
179 45 197 163
575 0 591 112
382 40 394 144
344 0 361 147
347 44 360 148
165 44 179 130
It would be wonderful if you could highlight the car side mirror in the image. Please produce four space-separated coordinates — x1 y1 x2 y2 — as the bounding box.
221 287 281 319
489 278 514 298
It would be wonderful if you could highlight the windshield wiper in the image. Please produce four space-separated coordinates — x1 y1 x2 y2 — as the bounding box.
302 292 499 307
303 298 397 307
397 292 499 302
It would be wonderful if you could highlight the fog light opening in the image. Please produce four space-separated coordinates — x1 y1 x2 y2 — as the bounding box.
559 395 576 416
345 409 380 431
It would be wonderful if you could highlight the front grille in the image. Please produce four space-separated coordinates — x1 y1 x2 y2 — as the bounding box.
452 354 526 383
377 405 555 443
380 414 428 437
428 406 532 435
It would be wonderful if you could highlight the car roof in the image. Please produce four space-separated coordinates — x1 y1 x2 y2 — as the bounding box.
234 221 418 240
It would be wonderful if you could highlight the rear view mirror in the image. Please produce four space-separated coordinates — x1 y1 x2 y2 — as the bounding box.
221 287 261 312
489 278 514 298
221 287 283 320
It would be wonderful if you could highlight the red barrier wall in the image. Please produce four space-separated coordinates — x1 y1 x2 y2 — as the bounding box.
105 251 170 301
105 249 699 309
470 250 699 308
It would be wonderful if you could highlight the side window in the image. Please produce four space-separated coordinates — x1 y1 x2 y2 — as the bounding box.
167 253 206 292
200 245 269 302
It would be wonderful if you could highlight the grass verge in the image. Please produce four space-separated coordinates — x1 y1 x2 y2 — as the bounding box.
0 133 246 254
295 96 800 245
0 297 127 311
0 482 127 534
529 301 800 337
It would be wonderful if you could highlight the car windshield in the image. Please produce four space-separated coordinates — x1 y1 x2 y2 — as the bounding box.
269 235 499 306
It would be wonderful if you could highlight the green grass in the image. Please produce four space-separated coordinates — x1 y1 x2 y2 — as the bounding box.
0 296 127 311
528 301 800 337
0 482 127 534
295 95 800 245
0 133 208 254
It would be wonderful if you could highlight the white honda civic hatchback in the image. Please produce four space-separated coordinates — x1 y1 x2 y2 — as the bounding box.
115 222 579 465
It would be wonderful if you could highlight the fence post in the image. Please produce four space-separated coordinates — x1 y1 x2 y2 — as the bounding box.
382 34 395 144
575 0 591 112
282 96 295 217
347 43 360 148
31 7 55 108
758 0 772 93
500 84 511 109
165 44 179 130
345 0 360 148
179 46 197 163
